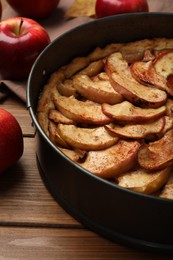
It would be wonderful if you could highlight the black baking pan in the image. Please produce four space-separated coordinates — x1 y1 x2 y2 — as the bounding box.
27 13 173 253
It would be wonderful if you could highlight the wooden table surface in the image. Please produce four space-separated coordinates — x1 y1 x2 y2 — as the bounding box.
1 0 173 259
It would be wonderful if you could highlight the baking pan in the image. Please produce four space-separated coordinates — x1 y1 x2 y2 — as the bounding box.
27 13 173 253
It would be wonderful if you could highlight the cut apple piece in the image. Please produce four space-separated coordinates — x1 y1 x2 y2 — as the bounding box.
130 60 173 95
79 60 105 77
166 98 173 116
102 101 166 122
57 124 119 151
59 147 86 163
80 140 140 179
57 79 77 97
54 95 112 125
117 167 170 195
138 129 173 170
106 52 167 108
48 121 70 148
73 74 123 104
49 109 75 124
153 50 173 79
106 117 165 139
159 174 173 199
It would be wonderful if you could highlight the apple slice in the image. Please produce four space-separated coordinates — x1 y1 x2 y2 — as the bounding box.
106 52 167 108
54 95 112 125
59 147 86 163
117 167 170 195
57 79 77 97
57 124 119 151
73 74 123 104
153 50 173 79
48 121 70 148
106 117 165 139
166 98 173 117
49 109 75 124
102 100 166 122
159 174 173 199
79 59 105 77
138 129 173 170
130 60 173 95
80 140 140 179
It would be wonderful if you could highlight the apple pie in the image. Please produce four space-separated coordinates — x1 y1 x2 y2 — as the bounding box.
37 37 173 199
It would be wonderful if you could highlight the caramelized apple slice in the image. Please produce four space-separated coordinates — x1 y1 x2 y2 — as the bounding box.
138 129 173 170
106 52 167 108
53 95 112 125
57 124 118 151
80 140 140 179
153 50 173 79
117 167 170 195
106 117 165 139
73 74 123 104
102 101 166 122
130 60 172 95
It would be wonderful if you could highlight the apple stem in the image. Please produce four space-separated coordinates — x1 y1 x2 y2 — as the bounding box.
17 19 24 36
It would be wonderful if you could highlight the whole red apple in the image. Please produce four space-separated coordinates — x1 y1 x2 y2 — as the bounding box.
0 17 50 80
0 108 23 174
6 0 60 19
96 0 149 18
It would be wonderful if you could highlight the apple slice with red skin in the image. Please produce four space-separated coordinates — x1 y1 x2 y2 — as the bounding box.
80 140 140 179
0 108 23 173
73 74 123 105
130 60 173 95
153 50 173 79
106 116 165 139
0 17 50 80
102 100 166 122
153 50 173 93
54 95 112 125
106 52 167 108
117 167 170 195
57 124 119 151
138 129 173 170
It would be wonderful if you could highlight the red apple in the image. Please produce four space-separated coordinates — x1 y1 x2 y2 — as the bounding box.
0 17 50 80
95 0 149 18
6 0 60 19
0 108 23 174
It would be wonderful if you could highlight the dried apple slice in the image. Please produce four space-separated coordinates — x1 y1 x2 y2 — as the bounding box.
117 167 170 195
73 74 123 104
53 95 112 125
80 140 140 179
102 100 166 122
57 124 118 151
106 117 165 139
106 52 167 108
138 129 173 170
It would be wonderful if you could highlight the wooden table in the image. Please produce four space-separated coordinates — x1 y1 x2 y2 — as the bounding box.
0 0 173 259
